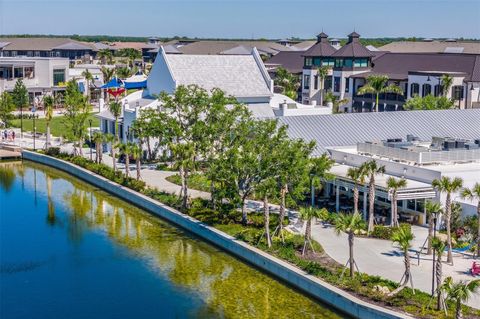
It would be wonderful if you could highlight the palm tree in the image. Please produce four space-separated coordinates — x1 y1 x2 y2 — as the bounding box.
425 201 443 255
432 176 464 264
274 67 300 101
131 143 142 181
386 177 407 227
43 95 54 148
97 49 113 65
299 207 325 256
389 226 415 296
357 75 403 112
346 166 367 215
92 132 105 164
440 74 453 97
81 69 94 104
117 142 133 178
441 277 480 319
360 160 386 233
101 67 115 103
334 212 365 277
325 91 349 113
461 183 480 257
116 66 133 80
108 100 122 143
104 133 116 171
316 66 330 106
431 237 446 311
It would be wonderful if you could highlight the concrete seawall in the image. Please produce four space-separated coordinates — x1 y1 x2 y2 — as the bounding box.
22 151 412 319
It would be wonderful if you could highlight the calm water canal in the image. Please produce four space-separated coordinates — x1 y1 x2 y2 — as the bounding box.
0 161 347 319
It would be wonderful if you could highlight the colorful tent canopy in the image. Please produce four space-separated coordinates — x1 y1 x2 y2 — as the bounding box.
124 80 147 89
101 77 124 89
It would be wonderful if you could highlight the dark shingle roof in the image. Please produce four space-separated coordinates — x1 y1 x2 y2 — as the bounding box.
470 56 480 82
331 31 374 58
264 51 306 74
351 52 479 80
303 32 337 57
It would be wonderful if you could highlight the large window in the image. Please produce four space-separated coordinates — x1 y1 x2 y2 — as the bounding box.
344 59 353 68
452 85 464 100
434 84 442 96
13 67 23 78
303 75 310 89
322 58 334 67
422 83 432 96
24 67 34 79
354 59 368 67
325 76 333 91
334 59 344 68
53 69 65 86
314 75 318 90
345 78 350 93
305 58 313 67
334 76 341 92
410 83 420 96
313 58 321 66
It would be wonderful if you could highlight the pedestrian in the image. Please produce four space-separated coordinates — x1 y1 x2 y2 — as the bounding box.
12 130 15 142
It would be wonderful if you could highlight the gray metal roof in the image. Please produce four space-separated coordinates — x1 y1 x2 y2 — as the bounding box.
278 109 480 156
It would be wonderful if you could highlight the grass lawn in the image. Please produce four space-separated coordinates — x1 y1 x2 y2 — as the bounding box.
10 113 100 138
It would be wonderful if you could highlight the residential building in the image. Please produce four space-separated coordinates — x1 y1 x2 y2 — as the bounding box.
380 40 480 55
299 32 480 111
0 38 96 61
0 56 70 101
279 109 480 223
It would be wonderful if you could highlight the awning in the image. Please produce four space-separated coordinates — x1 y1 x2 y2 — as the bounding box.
101 77 124 89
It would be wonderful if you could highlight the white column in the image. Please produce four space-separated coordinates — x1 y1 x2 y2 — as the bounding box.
335 184 340 212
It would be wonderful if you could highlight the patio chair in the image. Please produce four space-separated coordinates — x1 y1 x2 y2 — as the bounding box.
450 243 474 258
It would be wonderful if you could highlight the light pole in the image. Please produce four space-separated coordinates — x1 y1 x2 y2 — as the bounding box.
431 214 437 296
32 105 36 151
89 119 93 161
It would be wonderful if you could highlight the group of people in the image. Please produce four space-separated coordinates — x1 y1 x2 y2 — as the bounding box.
1 129 16 143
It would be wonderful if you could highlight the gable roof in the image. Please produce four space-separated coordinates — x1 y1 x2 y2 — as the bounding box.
380 41 480 55
162 49 273 98
279 109 480 156
176 40 291 55
0 37 95 51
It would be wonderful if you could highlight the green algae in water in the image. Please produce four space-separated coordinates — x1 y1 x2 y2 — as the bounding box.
0 161 348 319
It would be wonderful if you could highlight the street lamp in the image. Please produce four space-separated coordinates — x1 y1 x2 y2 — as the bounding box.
431 214 438 296
32 105 36 151
89 119 93 161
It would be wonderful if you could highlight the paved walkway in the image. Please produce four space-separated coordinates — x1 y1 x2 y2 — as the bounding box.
310 223 479 308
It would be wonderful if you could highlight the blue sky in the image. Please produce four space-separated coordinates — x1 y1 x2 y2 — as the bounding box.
1 0 479 39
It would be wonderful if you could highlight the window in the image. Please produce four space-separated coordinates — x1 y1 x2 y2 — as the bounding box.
103 120 108 133
14 67 23 78
345 78 350 93
313 58 321 66
27 51 33 57
354 59 368 67
422 83 432 96
3 51 9 57
314 75 318 90
303 75 310 89
322 58 334 67
305 58 313 66
335 59 344 68
434 84 442 97
325 76 333 91
34 51 40 57
452 85 464 100
344 59 353 68
53 69 65 86
334 76 341 92
410 83 420 96
11 51 17 57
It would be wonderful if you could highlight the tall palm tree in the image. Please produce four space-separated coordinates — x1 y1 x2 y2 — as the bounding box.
360 160 386 233
357 75 403 112
43 95 54 148
461 183 480 257
389 226 415 296
346 166 367 215
97 49 113 65
432 237 446 311
299 207 325 256
104 133 116 171
131 143 142 181
92 132 105 164
334 212 365 277
316 66 330 106
441 277 480 319
108 100 122 143
116 66 133 80
440 74 453 97
274 67 300 101
386 177 407 227
81 69 94 104
325 91 348 113
425 201 443 255
432 176 463 264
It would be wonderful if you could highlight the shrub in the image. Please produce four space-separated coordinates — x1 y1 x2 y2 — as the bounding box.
371 223 411 240
45 147 60 156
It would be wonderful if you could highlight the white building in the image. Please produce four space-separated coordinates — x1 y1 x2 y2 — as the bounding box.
0 57 70 101
279 109 480 224
97 47 331 143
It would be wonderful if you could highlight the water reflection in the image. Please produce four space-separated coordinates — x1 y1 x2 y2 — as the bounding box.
1 161 346 319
